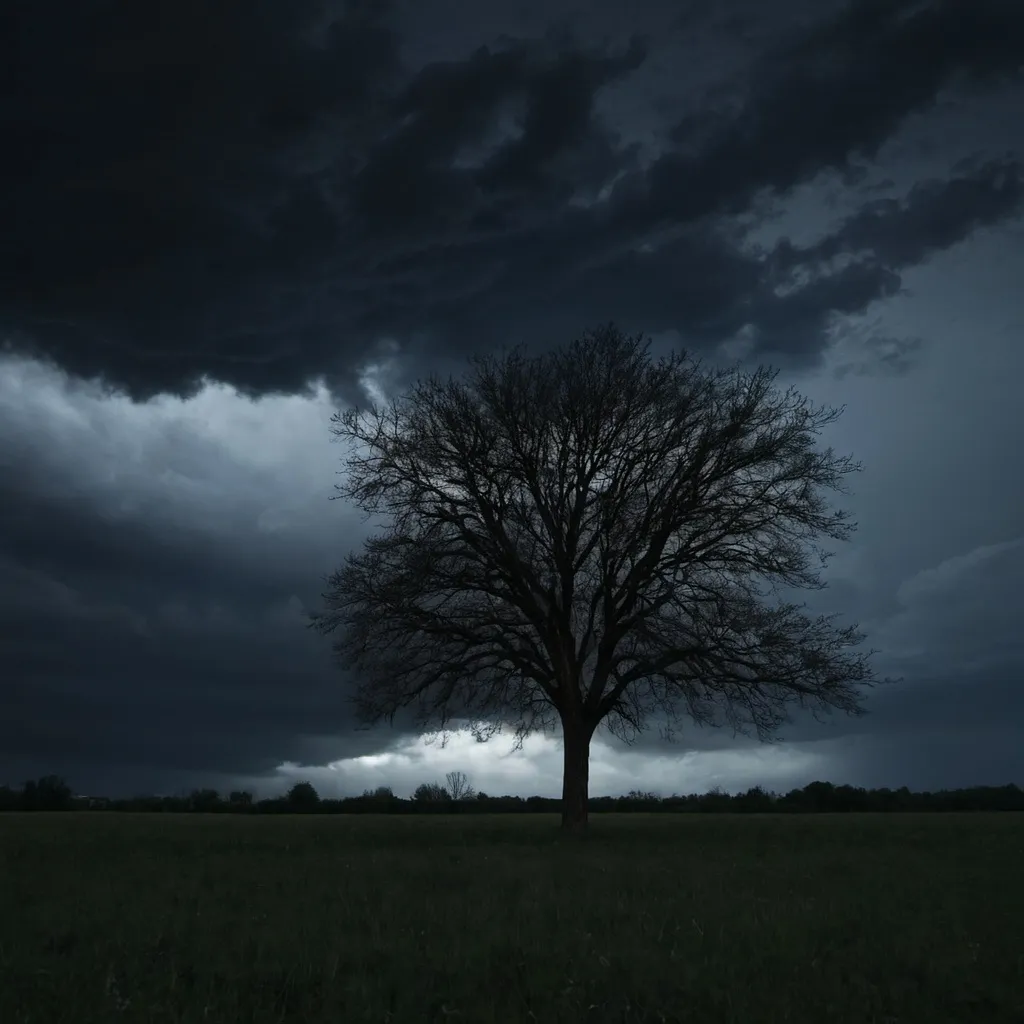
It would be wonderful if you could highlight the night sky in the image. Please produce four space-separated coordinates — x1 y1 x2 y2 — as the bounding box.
2 0 1022 800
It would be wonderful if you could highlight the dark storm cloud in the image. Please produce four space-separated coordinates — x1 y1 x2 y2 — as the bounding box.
3 0 1023 402
0 463 428 795
734 158 1024 359
352 33 647 229
603 0 1024 239
770 159 1024 274
605 533 1024 787
0 0 646 401
2 0 400 400
813 537 1024 761
489 157 1023 368
0 367 431 794
678 0 1024 193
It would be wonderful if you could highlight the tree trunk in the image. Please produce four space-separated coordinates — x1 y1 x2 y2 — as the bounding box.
560 713 594 834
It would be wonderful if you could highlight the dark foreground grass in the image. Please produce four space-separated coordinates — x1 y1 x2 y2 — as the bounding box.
1 813 1022 1023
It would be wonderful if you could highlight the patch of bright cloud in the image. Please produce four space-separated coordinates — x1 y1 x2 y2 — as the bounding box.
263 725 829 799
0 352 345 540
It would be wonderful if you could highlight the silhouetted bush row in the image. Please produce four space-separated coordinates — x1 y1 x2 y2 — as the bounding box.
2 776 1023 814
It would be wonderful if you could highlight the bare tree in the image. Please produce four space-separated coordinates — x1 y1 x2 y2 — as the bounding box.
311 325 887 833
445 770 475 802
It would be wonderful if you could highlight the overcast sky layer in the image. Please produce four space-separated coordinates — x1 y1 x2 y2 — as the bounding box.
2 0 1022 799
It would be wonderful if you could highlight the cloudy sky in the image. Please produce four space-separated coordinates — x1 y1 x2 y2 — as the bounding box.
2 0 1022 800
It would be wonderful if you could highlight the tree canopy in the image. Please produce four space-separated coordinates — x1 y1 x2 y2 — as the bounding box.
312 325 887 832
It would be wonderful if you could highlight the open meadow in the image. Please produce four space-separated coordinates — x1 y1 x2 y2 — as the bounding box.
1 812 1022 1023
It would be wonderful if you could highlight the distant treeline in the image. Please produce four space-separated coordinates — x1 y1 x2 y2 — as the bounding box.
2 775 1024 814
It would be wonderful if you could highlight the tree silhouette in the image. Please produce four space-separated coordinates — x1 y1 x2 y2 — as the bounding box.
189 788 221 812
19 775 73 811
413 782 450 803
312 324 886 832
286 781 320 811
445 770 475 801
363 785 396 801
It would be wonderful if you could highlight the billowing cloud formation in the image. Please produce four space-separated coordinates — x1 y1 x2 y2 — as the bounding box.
3 0 1022 401
0 357 403 795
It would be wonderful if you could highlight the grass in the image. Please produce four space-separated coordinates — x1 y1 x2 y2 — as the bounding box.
1 812 1022 1023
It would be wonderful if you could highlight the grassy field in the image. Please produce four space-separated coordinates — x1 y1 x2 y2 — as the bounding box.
1 812 1022 1023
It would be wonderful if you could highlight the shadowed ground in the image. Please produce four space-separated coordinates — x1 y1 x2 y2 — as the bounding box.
1 812 1021 1022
